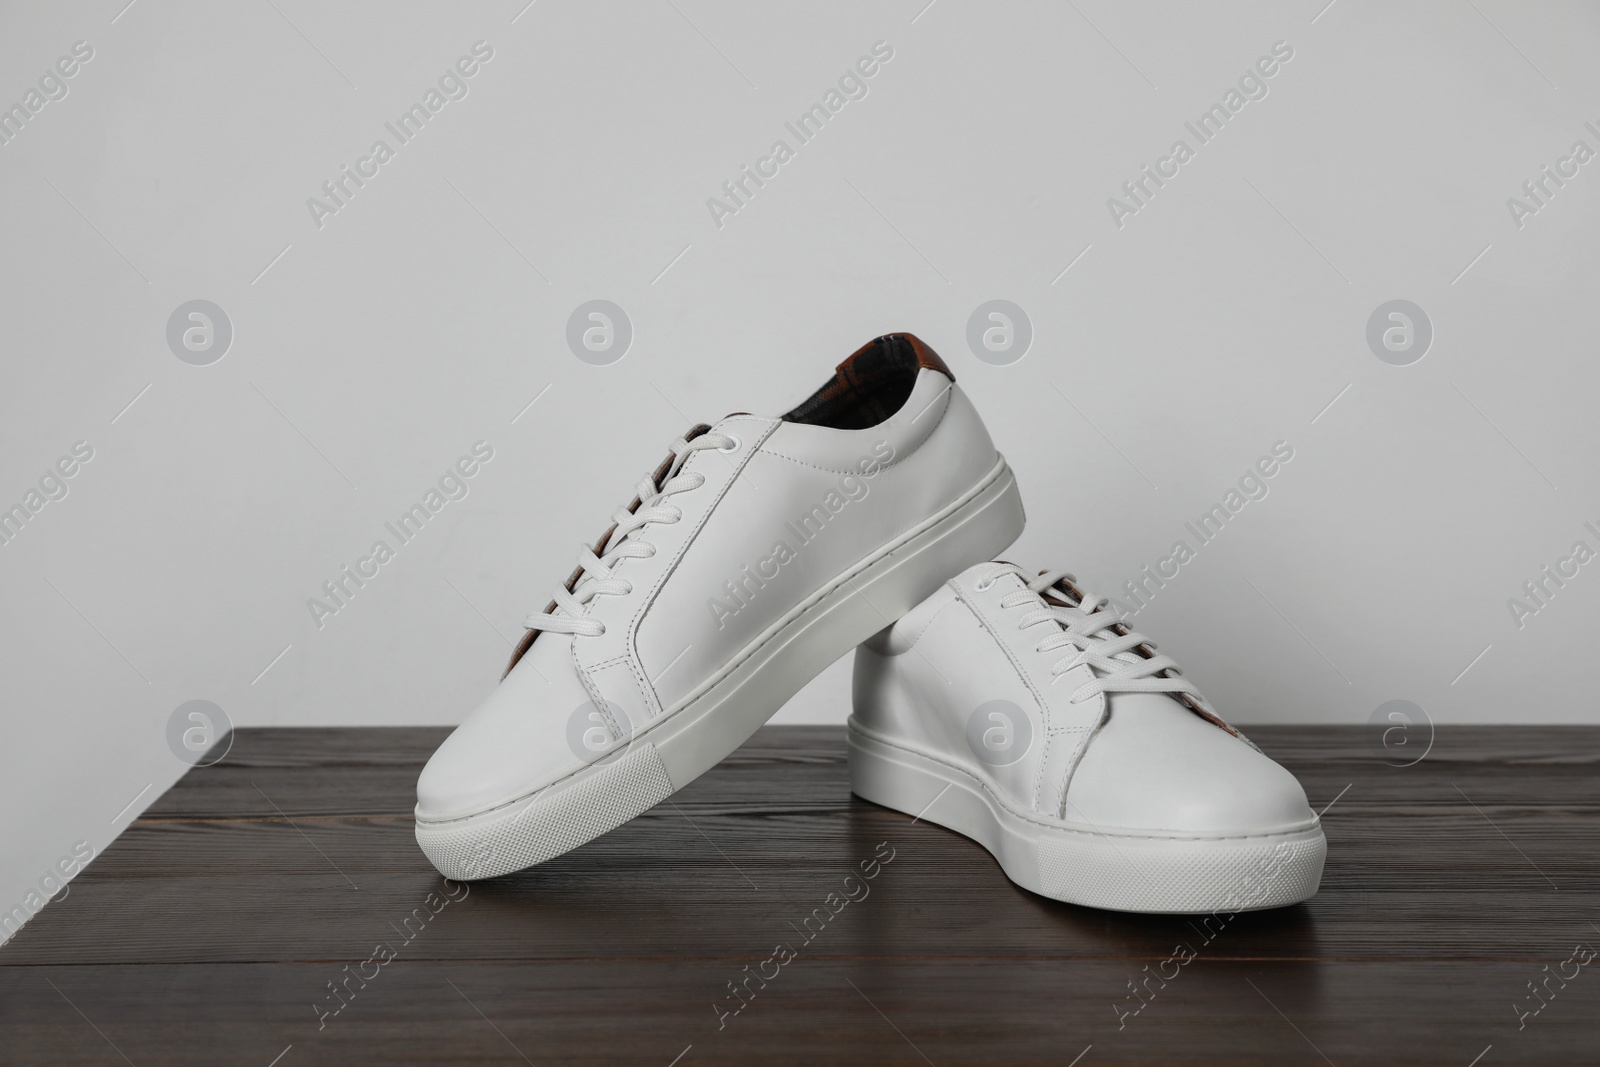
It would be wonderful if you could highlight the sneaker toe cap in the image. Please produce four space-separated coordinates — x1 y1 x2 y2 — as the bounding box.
1064 694 1314 836
415 641 601 821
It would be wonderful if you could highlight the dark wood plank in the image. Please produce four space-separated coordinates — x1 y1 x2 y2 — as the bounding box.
3 725 1598 1065
3 959 1596 1066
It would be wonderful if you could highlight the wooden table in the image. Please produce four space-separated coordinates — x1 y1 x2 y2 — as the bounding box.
3 725 1596 1065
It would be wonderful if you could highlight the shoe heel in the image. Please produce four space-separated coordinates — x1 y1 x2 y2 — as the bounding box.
847 721 1007 859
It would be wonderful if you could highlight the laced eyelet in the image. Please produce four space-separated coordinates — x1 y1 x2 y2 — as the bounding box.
717 434 742 454
974 578 994 592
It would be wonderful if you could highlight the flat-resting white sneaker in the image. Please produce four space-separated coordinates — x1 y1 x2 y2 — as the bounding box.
416 334 1025 880
849 561 1326 913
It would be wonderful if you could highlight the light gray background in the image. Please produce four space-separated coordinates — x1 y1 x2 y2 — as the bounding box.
3 0 1597 942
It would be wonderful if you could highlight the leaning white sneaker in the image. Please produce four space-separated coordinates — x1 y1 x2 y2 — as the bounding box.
849 561 1326 913
416 334 1025 880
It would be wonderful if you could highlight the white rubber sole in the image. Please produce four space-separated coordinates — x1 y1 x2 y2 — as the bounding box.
847 722 1326 914
416 456 1025 881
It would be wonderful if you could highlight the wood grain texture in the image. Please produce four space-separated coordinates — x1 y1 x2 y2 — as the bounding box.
2 725 1597 1065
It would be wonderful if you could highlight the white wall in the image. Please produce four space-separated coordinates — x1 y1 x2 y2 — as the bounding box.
3 0 1597 942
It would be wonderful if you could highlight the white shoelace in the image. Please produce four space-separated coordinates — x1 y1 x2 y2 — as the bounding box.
974 562 1214 713
524 429 737 639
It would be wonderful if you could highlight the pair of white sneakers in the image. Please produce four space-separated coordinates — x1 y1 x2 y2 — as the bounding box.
414 334 1325 913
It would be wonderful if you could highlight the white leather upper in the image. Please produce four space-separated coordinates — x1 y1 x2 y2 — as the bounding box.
852 562 1317 836
1065 691 1313 834
638 373 994 713
417 366 999 820
415 630 593 819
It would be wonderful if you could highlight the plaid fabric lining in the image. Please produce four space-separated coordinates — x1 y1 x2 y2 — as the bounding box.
782 333 948 430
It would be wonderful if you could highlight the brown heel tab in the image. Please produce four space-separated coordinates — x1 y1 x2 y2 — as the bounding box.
877 333 954 382
782 332 953 429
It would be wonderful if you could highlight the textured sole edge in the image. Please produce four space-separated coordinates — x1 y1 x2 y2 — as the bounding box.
415 743 673 881
416 457 1026 880
847 723 1326 914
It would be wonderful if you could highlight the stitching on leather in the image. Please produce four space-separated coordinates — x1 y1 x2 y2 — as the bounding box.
1035 722 1089 815
752 448 910 477
881 590 963 657
953 576 1052 738
755 386 950 476
1047 725 1091 818
572 639 606 711
626 417 780 694
648 455 1008 718
953 575 1059 817
423 461 1010 827
628 655 660 719
1033 729 1051 814
962 575 1107 820
418 458 1013 827
580 660 639 738
1050 668 1106 820
584 652 654 711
